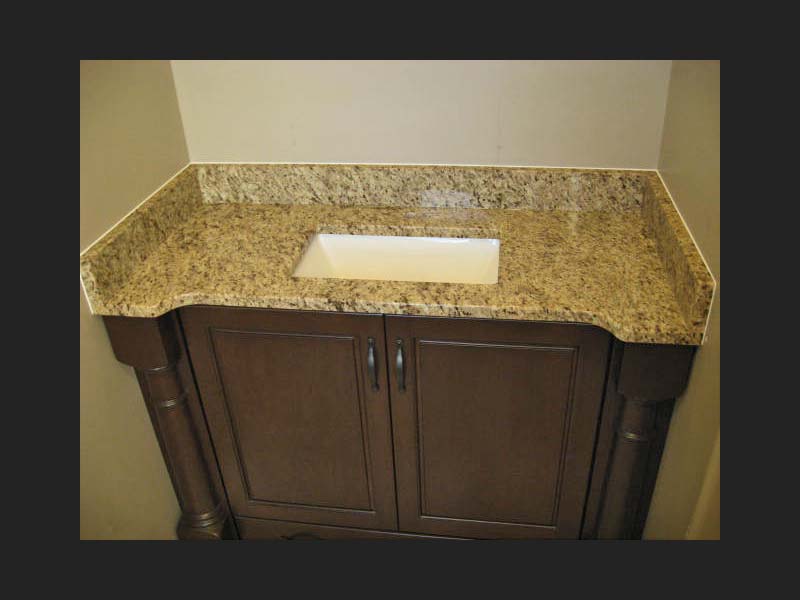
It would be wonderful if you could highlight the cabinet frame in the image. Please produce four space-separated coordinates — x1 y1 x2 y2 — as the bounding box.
102 306 696 540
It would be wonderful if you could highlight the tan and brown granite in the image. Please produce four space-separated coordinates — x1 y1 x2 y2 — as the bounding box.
641 171 715 336
80 164 715 346
195 163 646 210
80 167 202 306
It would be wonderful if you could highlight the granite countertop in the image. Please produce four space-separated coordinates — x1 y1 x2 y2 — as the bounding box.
80 164 715 345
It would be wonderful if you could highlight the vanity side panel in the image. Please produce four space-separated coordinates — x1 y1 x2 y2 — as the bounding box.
102 312 237 539
582 341 695 539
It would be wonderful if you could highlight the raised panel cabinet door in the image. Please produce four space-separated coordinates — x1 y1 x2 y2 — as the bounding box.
385 316 611 539
180 307 398 530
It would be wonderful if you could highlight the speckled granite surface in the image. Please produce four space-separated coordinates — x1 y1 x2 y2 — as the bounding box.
80 167 202 311
641 172 714 336
80 164 714 345
195 163 646 210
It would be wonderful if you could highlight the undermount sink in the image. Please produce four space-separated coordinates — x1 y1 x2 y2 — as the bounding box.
292 233 500 284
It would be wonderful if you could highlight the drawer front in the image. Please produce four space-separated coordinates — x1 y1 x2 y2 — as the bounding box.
237 517 468 540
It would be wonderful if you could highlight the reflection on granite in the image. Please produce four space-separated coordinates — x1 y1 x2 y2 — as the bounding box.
80 164 714 346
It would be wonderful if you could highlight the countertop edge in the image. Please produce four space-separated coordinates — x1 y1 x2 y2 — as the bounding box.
90 293 704 347
81 163 710 347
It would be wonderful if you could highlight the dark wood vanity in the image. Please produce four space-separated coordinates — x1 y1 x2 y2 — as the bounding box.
103 305 694 540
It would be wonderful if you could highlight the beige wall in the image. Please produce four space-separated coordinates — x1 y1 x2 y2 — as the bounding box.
686 431 720 539
80 60 189 539
644 60 720 540
171 60 671 169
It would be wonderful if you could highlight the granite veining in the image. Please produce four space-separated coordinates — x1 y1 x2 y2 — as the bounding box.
80 164 715 346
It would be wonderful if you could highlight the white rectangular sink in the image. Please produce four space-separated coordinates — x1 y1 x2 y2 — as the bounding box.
293 234 500 284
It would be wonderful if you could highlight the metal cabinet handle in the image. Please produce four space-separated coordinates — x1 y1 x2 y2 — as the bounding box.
395 339 406 392
367 337 379 391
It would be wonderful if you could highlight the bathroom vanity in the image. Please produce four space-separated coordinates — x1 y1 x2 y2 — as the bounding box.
82 164 714 540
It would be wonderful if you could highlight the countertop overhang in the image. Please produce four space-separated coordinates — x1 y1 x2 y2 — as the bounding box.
80 164 715 346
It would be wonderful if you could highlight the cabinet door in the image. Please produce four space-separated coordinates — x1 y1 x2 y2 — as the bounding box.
180 307 397 530
386 316 610 539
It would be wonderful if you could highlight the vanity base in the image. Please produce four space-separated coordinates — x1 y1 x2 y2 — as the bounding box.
103 308 695 540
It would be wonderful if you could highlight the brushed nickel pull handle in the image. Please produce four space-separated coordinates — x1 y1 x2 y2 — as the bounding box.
396 339 406 392
367 337 379 391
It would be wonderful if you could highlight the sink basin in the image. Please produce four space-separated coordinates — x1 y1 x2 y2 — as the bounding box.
292 234 500 284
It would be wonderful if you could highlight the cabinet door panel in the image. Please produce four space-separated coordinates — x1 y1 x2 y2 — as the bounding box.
386 316 610 539
180 307 397 530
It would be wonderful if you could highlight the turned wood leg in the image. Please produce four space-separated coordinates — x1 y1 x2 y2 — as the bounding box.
595 395 674 539
104 313 237 540
138 363 234 539
582 341 694 540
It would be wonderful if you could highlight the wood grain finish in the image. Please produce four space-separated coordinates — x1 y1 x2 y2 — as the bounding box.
102 313 236 540
236 516 467 540
385 316 611 539
102 307 697 540
581 341 695 539
104 314 180 369
594 397 669 539
179 307 398 530
617 343 696 401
